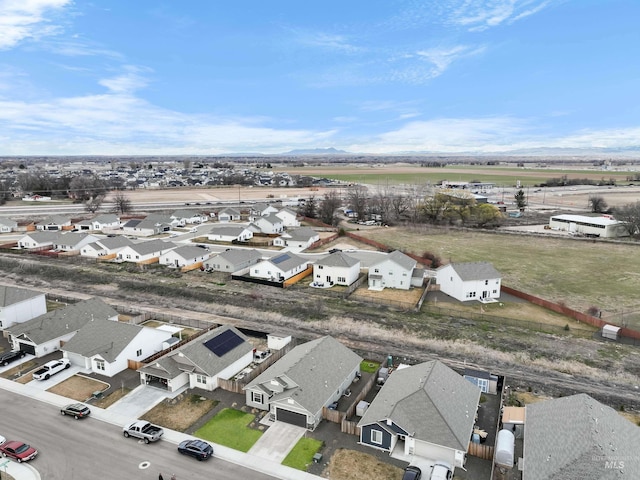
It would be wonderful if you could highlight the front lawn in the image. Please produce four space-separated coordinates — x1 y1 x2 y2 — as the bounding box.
141 394 217 431
282 437 323 470
194 408 262 452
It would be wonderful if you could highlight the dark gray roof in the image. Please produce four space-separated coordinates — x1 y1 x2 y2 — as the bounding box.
371 250 417 271
264 252 308 271
0 286 44 307
524 393 640 480
62 318 143 362
358 361 480 451
440 262 501 281
8 298 118 344
140 325 253 378
245 336 362 414
317 251 360 268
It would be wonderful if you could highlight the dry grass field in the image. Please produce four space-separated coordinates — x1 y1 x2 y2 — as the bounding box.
47 375 109 401
141 394 217 432
324 449 404 480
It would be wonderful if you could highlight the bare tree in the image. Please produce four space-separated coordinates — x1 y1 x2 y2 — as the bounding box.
301 195 317 219
69 174 107 202
84 194 105 214
347 185 369 221
111 192 132 215
588 195 608 213
613 201 640 237
318 190 341 226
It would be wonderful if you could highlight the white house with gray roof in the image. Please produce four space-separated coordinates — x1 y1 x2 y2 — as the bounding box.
36 215 72 231
357 360 480 469
244 336 362 430
204 224 253 243
523 393 640 480
368 250 417 291
252 214 284 234
250 252 309 282
170 209 207 225
17 231 60 249
275 207 300 227
80 236 134 258
53 232 101 252
0 218 17 233
62 317 171 377
0 286 47 330
217 207 241 223
159 245 210 268
203 248 262 273
272 227 319 250
138 325 254 392
249 203 278 221
436 262 501 302
116 239 176 263
313 251 360 286
121 214 175 237
7 298 118 358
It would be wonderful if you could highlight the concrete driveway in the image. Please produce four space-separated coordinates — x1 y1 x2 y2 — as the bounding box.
25 364 84 391
107 384 169 419
248 421 306 462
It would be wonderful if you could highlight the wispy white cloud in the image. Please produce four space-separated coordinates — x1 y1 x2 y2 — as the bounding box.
0 0 71 50
294 30 362 54
98 66 152 94
447 0 555 32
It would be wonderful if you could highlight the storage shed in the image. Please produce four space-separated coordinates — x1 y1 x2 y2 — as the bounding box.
502 406 525 438
602 324 621 341
495 429 515 468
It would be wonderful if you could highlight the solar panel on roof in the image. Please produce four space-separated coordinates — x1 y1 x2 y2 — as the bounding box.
271 254 290 265
203 329 244 357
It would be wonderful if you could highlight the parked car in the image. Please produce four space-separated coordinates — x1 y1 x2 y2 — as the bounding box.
123 421 164 443
0 350 26 366
177 439 213 461
402 466 423 480
60 403 91 419
430 462 453 480
32 358 70 380
0 440 38 462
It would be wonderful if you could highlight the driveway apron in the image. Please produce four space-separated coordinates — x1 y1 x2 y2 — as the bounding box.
248 421 306 463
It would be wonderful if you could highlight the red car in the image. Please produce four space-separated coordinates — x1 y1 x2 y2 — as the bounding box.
0 441 38 462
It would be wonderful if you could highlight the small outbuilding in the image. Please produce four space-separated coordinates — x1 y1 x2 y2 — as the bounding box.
602 324 621 341
495 429 515 468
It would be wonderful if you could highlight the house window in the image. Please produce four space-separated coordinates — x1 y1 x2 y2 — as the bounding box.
476 378 489 393
485 280 489 285
136 349 142 357
371 429 383 445
374 268 379 273
254 269 259 274
493 290 497 294
251 392 264 404
337 276 346 283
95 359 105 371
318 265 323 270
195 374 207 384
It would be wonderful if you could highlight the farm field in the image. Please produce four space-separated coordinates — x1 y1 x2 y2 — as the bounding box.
356 226 640 328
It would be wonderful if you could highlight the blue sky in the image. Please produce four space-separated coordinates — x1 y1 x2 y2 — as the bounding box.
1 0 639 156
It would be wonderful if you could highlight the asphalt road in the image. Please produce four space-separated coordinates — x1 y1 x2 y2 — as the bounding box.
0 389 275 480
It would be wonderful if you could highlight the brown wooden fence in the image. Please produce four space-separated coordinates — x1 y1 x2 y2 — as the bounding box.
467 442 494 460
283 265 313 287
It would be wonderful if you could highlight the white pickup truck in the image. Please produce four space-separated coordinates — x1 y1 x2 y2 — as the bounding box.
32 358 71 380
123 421 164 443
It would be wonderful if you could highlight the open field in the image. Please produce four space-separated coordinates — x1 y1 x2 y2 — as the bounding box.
356 226 640 325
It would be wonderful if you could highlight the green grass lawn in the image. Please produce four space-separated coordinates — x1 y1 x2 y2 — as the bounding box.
194 408 262 452
281 437 323 470
360 360 381 373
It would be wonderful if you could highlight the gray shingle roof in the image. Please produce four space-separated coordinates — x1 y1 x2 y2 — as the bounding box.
206 225 250 236
443 262 501 281
284 227 318 242
215 248 262 264
0 286 44 307
371 250 417 271
92 214 119 224
97 236 134 250
23 231 61 243
8 298 118 344
524 393 640 480
168 245 208 260
62 317 143 362
357 361 480 451
265 252 307 271
246 336 362 414
317 251 360 268
129 239 175 255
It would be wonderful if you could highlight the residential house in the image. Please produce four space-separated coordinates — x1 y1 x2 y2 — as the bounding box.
272 227 320 250
244 336 362 429
170 209 207 225
53 232 101 252
36 215 72 231
463 368 499 395
17 231 60 250
63 318 171 377
250 252 309 282
436 262 501 302
7 298 118 357
121 214 175 237
249 203 278 221
90 214 121 231
203 225 253 243
0 286 47 330
80 236 134 258
274 208 300 228
313 251 361 287
523 393 640 479
203 249 262 273
0 218 17 233
138 325 254 392
358 360 480 469
117 239 176 263
218 207 241 223
252 214 284 235
159 245 210 268
368 250 417 291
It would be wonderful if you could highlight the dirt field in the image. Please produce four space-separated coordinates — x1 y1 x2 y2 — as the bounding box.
48 374 109 401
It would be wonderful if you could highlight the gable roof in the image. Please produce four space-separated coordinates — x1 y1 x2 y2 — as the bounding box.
140 325 253 377
215 248 262 264
317 251 360 268
171 209 202 219
218 207 241 216
128 239 175 256
22 231 61 243
358 361 480 451
245 336 362 414
62 317 143 362
441 262 501 281
264 252 307 271
37 215 71 226
166 244 209 260
8 298 118 344
54 232 95 247
284 227 318 242
205 225 250 236
371 250 417 271
0 286 44 307
96 236 134 250
91 214 120 224
136 213 174 229
524 393 640 480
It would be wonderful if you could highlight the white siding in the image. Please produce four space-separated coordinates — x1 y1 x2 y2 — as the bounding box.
0 294 47 330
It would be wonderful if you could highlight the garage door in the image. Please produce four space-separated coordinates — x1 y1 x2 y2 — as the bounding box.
276 408 307 428
19 342 35 355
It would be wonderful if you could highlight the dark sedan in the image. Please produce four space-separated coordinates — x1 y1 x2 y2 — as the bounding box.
177 439 213 461
0 440 38 462
0 350 26 366
60 403 91 419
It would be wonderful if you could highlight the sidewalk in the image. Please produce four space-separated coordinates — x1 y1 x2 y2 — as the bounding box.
0 377 322 480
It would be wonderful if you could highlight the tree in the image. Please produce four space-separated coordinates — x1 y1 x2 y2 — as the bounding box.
318 190 341 226
68 174 107 202
111 192 132 215
301 195 317 219
347 185 369 221
84 195 105 213
471 203 503 227
588 195 608 213
613 201 640 237
514 189 527 212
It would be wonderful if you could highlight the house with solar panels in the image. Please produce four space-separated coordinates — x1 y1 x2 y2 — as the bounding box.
436 262 502 302
250 252 310 282
138 325 254 392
